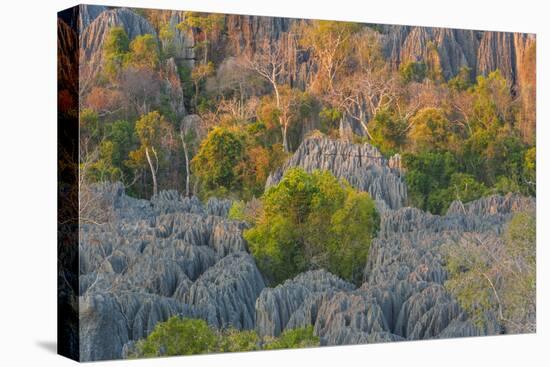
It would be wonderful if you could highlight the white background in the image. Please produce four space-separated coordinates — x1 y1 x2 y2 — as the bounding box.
0 0 548 365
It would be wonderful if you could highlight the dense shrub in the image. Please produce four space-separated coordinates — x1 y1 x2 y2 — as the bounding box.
130 317 320 357
244 168 379 285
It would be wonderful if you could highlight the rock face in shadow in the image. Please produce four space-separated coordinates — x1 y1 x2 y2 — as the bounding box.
79 183 263 361
266 137 408 210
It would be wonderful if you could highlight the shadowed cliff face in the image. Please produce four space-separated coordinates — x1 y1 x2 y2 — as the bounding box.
78 138 534 361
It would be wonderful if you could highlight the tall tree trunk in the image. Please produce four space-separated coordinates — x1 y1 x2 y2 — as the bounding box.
145 147 158 197
282 123 289 152
180 130 190 197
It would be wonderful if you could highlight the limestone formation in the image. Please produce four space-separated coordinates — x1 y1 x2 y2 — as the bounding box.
187 252 266 330
266 137 408 210
79 184 259 361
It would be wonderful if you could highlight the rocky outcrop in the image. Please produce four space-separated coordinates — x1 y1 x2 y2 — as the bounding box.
79 291 203 361
252 191 533 346
78 4 107 31
79 184 262 361
379 24 535 88
255 270 354 337
79 7 156 91
266 137 407 210
187 252 265 329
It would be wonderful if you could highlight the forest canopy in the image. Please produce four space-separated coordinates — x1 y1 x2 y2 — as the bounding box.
79 15 535 215
243 168 379 285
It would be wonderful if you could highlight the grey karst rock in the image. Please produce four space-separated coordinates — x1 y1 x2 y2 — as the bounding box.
80 7 156 88
206 197 233 217
379 24 534 88
438 312 501 339
255 270 354 337
79 183 262 360
186 252 265 330
159 11 195 64
163 57 187 117
154 212 246 257
78 4 107 31
313 291 390 345
446 192 535 216
266 137 407 210
79 291 204 361
79 292 129 361
151 190 203 215
394 284 461 339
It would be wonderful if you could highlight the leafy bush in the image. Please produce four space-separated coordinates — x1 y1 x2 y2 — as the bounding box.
132 317 217 357
244 168 379 285
263 326 319 350
399 61 427 83
130 317 320 357
192 126 247 197
403 151 457 213
218 329 260 353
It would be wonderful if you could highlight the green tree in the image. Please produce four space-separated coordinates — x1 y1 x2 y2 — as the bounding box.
448 66 473 91
191 62 215 111
245 168 379 285
370 109 408 156
428 173 488 214
103 27 130 80
399 61 427 83
191 126 246 197
218 329 260 352
298 20 361 93
263 326 319 350
471 70 513 131
132 317 217 357
126 34 160 70
128 111 172 197
177 12 225 63
403 151 457 213
408 107 456 153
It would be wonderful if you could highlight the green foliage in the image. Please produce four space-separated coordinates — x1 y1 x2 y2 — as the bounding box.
408 108 456 153
218 329 260 352
399 61 427 83
228 200 247 221
370 109 408 156
429 173 488 214
245 168 379 285
126 34 160 70
403 151 457 213
80 108 100 141
103 27 130 80
470 70 513 130
131 317 319 357
448 66 473 91
192 126 246 197
329 190 379 281
132 317 217 357
263 326 319 350
177 64 195 110
319 107 342 134
523 147 536 195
